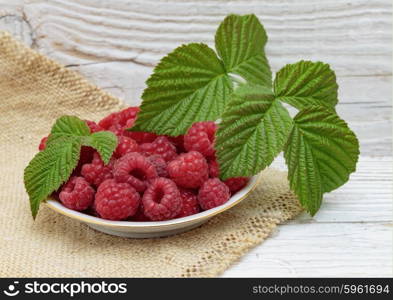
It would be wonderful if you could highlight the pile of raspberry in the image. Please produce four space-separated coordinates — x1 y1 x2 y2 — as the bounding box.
39 107 249 221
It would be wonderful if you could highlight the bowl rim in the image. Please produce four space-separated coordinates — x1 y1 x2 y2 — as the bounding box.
46 173 262 229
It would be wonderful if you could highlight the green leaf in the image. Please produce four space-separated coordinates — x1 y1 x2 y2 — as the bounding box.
274 60 338 110
24 139 81 218
47 115 91 145
215 14 272 87
85 131 118 164
216 84 293 179
284 106 360 215
130 43 233 136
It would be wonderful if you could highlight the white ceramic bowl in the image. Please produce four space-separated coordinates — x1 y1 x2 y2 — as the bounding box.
46 174 261 238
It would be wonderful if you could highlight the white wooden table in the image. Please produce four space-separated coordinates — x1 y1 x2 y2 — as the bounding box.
1 0 391 277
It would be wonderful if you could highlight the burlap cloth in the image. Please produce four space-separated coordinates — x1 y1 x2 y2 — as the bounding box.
0 31 302 277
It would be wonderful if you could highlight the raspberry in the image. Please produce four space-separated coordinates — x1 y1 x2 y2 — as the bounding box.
108 123 125 136
95 179 140 220
147 155 168 177
167 151 208 189
99 107 138 128
73 146 95 175
113 152 158 192
206 158 249 193
116 108 159 143
184 121 217 157
198 178 230 210
38 136 48 151
177 189 200 218
85 120 102 133
142 178 182 221
81 152 114 187
80 146 95 164
114 136 140 158
140 136 177 162
208 158 220 178
224 177 249 193
59 176 94 211
99 107 139 136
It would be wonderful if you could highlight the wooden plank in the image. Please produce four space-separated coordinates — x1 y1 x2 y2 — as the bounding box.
70 62 392 156
67 62 392 103
0 0 391 278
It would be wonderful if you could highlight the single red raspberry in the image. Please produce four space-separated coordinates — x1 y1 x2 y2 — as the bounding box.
147 155 168 177
142 178 182 221
167 151 208 189
177 189 200 218
208 157 220 178
85 120 103 133
224 177 249 193
113 152 158 192
81 152 114 187
80 146 95 164
59 176 94 211
114 136 140 158
113 107 140 135
98 107 139 136
95 179 140 220
140 136 177 162
198 178 230 210
184 121 217 157
124 117 135 129
38 136 48 151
